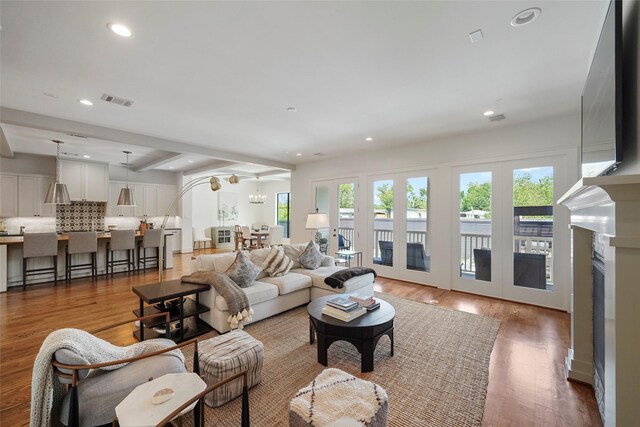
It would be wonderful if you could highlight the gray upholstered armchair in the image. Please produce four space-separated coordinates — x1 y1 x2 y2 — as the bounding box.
51 313 200 427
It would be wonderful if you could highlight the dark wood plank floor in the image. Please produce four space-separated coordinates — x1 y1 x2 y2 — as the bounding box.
0 251 601 426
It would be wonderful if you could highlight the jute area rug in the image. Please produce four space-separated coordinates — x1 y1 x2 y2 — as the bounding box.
189 293 500 427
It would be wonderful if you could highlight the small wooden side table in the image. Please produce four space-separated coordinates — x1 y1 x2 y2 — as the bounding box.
116 373 206 427
335 250 363 268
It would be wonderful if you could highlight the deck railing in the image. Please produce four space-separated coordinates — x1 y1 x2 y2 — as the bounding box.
338 226 553 281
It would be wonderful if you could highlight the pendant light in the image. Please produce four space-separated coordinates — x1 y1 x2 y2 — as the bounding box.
117 151 137 206
249 177 267 204
44 140 71 204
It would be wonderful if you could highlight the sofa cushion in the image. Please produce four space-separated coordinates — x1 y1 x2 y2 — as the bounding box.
261 246 294 277
291 266 345 287
298 241 325 270
214 281 278 311
284 242 320 269
249 247 272 280
260 273 312 295
314 272 375 294
225 251 261 288
209 253 237 272
60 354 186 427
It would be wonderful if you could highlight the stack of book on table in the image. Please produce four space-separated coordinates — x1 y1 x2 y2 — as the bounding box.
322 296 367 322
348 293 381 311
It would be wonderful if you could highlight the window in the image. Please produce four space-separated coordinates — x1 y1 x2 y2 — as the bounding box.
277 193 291 238
406 177 430 272
459 172 492 281
372 179 394 266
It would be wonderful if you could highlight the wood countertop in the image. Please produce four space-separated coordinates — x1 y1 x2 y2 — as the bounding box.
0 230 178 245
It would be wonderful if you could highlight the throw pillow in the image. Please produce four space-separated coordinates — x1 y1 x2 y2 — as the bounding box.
298 240 325 270
225 251 261 288
261 246 294 277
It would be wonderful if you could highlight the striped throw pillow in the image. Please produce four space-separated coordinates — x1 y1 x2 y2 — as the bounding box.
261 246 294 277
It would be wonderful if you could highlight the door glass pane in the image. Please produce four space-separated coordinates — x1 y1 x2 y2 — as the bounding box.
338 183 355 250
406 177 430 272
373 179 393 266
513 167 553 290
459 172 492 281
315 186 329 254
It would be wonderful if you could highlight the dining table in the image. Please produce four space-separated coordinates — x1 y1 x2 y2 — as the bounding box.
250 230 270 248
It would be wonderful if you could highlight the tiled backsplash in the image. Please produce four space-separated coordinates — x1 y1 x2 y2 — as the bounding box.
56 202 106 233
1 217 56 234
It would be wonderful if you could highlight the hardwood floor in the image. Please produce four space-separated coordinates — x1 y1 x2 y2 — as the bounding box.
0 251 601 426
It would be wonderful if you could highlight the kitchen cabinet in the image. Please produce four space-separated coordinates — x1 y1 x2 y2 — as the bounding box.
106 182 179 218
0 175 18 217
59 159 108 202
143 185 157 217
108 182 133 217
0 174 56 217
37 177 56 217
18 176 38 217
156 184 178 216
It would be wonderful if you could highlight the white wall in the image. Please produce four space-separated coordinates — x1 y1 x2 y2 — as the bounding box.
183 177 290 252
290 113 581 309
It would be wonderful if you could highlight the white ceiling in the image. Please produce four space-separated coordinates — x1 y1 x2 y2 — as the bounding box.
0 1 608 164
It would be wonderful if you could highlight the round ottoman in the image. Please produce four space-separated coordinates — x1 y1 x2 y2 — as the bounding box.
289 368 388 427
199 330 263 407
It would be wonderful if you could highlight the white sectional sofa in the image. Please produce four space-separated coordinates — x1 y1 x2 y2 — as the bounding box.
191 242 375 333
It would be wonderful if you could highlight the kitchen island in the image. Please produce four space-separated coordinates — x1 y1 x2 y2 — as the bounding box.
0 230 179 291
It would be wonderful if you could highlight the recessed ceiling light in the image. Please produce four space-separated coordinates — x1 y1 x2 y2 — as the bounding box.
365 137 373 142
83 155 91 159
79 99 93 106
169 166 175 169
296 153 302 157
107 23 132 37
286 107 297 112
187 160 194 163
510 8 541 27
483 110 495 116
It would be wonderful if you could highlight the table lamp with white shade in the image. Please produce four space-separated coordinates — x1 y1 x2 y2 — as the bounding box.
305 209 329 246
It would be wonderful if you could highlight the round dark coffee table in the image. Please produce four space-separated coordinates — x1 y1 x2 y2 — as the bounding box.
307 294 395 373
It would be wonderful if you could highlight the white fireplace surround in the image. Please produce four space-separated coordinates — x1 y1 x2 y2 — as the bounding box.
558 174 640 427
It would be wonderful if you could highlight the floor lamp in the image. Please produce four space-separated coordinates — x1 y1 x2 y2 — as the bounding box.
157 176 226 283
305 209 329 247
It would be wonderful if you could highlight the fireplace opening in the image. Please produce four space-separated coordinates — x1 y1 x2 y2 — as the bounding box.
592 253 605 421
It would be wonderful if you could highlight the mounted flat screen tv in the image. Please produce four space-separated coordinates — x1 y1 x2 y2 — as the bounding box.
581 0 623 177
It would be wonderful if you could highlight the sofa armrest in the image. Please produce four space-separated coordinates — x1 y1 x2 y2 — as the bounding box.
321 256 335 267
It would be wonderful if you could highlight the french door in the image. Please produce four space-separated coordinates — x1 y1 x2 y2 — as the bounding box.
313 178 359 256
366 170 435 284
452 156 568 309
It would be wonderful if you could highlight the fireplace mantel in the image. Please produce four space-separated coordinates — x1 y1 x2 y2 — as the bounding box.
558 174 640 427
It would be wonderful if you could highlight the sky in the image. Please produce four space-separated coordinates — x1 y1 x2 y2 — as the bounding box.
372 177 428 207
460 167 553 192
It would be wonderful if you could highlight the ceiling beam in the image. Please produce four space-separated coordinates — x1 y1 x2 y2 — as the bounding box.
0 108 296 171
0 126 14 158
182 161 241 176
133 153 186 172
257 169 290 178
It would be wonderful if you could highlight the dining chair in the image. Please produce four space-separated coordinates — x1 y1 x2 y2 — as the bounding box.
241 226 257 249
193 227 212 252
263 226 283 247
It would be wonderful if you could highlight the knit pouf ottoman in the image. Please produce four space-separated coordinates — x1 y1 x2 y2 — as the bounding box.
199 330 263 407
289 368 388 427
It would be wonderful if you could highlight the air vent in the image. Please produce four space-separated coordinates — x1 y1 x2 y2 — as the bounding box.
489 114 506 122
469 29 483 43
67 133 88 139
101 93 134 107
313 152 325 156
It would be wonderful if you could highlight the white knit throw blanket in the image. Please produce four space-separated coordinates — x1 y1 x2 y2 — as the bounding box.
30 328 185 427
